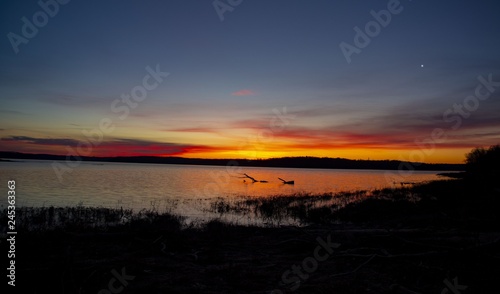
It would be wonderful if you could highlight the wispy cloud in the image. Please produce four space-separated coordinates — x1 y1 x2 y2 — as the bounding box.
231 89 256 96
166 127 222 133
0 109 26 115
0 136 231 157
2 136 80 147
38 93 109 108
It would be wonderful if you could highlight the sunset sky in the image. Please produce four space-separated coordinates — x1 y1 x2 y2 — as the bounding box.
1 0 499 163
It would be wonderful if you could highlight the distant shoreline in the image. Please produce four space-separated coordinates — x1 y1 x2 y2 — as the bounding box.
437 171 467 179
0 151 465 171
0 158 16 162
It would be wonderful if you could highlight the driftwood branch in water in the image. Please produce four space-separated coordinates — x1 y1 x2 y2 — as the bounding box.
242 173 257 183
278 177 295 185
241 173 268 183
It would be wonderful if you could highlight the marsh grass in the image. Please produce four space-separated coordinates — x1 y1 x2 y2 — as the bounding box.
1 205 185 233
204 179 496 226
205 188 417 225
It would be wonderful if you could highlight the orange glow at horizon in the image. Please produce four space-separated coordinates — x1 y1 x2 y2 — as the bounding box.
179 147 468 164
0 132 483 164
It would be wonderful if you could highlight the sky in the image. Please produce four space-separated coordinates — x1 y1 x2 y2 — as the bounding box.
1 0 499 163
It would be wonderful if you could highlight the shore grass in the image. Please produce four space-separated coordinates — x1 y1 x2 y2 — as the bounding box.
1 205 185 233
206 178 500 229
5 178 500 293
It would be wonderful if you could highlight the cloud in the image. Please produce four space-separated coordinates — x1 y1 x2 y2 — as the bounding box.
0 109 26 115
38 92 110 108
2 136 80 147
165 127 221 133
231 89 256 96
0 136 230 157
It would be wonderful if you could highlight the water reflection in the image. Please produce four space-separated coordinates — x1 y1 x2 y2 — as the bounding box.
1 160 445 221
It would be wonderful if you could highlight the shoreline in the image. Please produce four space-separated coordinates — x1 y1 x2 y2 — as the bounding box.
0 151 465 171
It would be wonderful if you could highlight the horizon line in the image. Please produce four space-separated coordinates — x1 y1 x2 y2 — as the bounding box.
0 151 465 166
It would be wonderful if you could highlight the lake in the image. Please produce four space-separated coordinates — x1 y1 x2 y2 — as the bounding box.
1 160 446 223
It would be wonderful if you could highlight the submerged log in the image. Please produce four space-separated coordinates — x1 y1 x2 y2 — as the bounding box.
241 173 268 183
278 177 294 185
243 173 257 183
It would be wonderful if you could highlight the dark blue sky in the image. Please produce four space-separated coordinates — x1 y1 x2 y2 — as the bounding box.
1 0 500 162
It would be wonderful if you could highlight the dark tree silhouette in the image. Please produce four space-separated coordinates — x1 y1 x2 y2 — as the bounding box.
465 144 500 183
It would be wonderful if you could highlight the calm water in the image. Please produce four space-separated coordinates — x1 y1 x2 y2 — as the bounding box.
1 160 446 221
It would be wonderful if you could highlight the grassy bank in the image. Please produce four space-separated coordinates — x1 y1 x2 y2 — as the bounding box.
4 178 499 293
206 178 499 230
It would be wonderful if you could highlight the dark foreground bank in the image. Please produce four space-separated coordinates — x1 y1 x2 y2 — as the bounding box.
3 179 499 293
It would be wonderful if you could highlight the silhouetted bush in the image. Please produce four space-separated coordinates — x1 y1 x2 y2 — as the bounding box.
465 144 500 184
